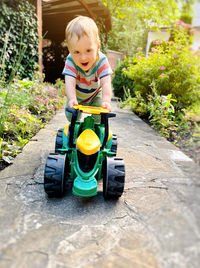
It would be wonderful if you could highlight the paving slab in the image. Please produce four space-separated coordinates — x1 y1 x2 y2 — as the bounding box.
0 101 200 268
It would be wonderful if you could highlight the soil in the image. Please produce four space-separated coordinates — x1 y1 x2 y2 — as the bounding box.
141 116 200 166
175 129 200 166
0 161 9 171
179 143 200 165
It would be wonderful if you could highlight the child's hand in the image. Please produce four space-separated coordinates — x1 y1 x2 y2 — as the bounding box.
68 99 78 108
101 101 111 111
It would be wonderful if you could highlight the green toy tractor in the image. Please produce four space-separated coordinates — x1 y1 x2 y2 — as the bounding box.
44 105 125 199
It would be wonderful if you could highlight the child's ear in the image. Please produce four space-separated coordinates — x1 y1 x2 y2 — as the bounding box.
97 40 101 49
96 51 100 61
96 42 100 61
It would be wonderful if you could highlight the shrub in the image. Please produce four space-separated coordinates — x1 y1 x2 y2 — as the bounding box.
148 39 167 53
123 26 200 110
54 78 66 97
0 76 65 133
0 0 38 81
119 22 200 141
121 88 149 117
4 107 41 139
0 76 65 166
121 83 179 139
112 57 136 100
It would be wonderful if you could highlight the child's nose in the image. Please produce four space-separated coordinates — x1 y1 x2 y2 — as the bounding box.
80 53 87 60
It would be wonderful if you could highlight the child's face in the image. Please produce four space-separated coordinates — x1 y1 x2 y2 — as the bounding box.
69 34 99 71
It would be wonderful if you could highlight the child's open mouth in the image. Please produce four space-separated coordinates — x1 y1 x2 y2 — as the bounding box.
81 62 89 67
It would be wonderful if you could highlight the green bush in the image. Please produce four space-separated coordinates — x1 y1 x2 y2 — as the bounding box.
0 76 64 135
0 0 38 81
123 26 200 110
112 57 136 100
148 39 167 53
121 84 181 139
180 14 192 25
54 78 66 97
120 24 200 140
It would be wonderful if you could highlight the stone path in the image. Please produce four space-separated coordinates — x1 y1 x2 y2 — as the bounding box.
0 102 200 268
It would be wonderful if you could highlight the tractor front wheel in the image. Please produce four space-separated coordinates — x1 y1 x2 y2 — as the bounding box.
103 156 125 200
44 153 68 197
55 128 63 153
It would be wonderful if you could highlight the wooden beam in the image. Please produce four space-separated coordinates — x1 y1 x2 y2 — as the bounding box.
43 9 106 17
43 3 102 14
42 0 78 9
37 0 43 80
77 0 96 21
43 0 97 21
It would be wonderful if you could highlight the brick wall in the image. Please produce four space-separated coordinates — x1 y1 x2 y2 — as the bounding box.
106 50 124 72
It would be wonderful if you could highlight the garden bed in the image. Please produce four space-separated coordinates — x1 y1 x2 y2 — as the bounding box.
175 127 200 165
142 116 200 166
0 78 66 171
112 22 200 167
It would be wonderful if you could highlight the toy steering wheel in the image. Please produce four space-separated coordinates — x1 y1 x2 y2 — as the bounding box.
66 105 115 149
73 105 109 114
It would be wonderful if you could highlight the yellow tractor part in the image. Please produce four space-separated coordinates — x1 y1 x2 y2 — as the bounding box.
73 105 109 115
64 122 70 137
108 127 112 141
76 129 101 155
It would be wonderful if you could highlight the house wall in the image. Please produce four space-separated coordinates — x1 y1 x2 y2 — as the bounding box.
193 2 200 50
147 28 200 53
146 2 200 54
146 30 170 55
193 2 200 27
193 29 200 50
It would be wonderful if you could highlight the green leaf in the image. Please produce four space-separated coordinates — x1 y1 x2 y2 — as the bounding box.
3 155 14 164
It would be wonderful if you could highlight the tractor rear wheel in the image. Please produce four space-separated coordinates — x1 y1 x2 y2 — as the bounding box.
44 153 68 197
55 128 63 153
111 134 117 154
103 156 125 200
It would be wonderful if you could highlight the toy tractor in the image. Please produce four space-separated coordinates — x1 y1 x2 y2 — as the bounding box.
44 105 125 199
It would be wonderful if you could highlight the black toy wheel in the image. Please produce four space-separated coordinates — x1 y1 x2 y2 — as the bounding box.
55 128 63 153
111 134 118 154
44 153 68 197
103 156 125 199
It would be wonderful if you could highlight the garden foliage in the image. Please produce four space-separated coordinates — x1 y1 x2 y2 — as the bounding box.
123 27 200 109
104 0 189 56
0 0 38 81
112 57 136 100
0 0 54 167
0 76 65 166
115 21 200 139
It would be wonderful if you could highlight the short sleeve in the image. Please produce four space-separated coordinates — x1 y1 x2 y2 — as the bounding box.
97 56 113 79
62 55 78 78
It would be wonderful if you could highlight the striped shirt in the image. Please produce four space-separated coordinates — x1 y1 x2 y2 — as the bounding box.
62 51 113 103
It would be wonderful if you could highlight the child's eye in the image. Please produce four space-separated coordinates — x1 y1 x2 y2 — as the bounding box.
87 49 91 53
74 51 79 54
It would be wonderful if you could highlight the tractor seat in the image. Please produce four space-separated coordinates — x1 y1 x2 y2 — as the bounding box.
76 129 101 155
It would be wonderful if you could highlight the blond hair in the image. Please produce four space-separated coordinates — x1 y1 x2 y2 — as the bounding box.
65 16 100 48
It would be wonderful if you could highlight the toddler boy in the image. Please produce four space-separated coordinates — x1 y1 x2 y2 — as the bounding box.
62 16 113 121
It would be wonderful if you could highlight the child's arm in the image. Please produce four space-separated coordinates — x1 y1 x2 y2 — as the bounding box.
65 75 78 108
101 75 112 111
